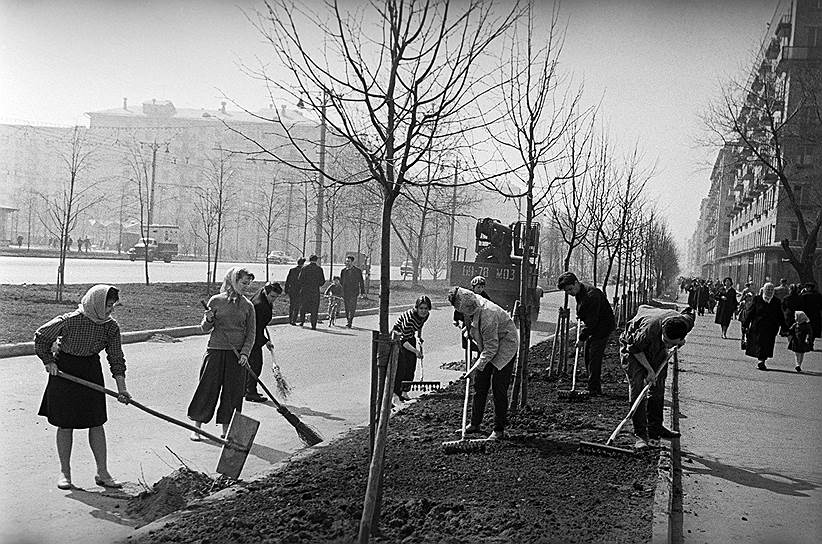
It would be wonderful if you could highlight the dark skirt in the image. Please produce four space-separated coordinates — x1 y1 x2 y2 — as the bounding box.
38 352 107 429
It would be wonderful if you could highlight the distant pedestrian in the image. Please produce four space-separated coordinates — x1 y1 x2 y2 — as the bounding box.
324 276 344 325
34 284 131 490
391 295 431 404
557 271 616 396
298 255 326 329
448 287 518 441
84 237 91 252
799 283 822 350
77 237 83 253
619 305 694 450
742 282 786 371
773 278 789 302
340 255 365 328
285 257 306 325
188 267 256 440
714 277 738 339
787 311 813 373
66 236 73 251
246 282 283 403
16 234 23 247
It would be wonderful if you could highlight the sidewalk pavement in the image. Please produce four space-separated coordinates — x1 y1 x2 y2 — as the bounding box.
674 312 822 544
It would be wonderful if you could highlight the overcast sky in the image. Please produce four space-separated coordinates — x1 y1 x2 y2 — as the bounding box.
0 0 776 251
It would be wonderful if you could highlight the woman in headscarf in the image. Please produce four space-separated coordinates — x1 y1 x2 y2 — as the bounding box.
391 295 431 403
742 282 786 371
245 282 283 403
714 277 738 339
35 284 131 490
188 267 256 440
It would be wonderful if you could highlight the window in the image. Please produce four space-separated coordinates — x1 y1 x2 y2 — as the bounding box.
789 222 800 241
810 26 822 47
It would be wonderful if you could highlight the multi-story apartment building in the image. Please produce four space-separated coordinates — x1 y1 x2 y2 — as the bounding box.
691 0 822 288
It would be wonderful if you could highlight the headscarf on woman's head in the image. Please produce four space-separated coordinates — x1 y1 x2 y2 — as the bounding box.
761 282 775 303
447 286 480 316
795 310 809 324
221 267 254 302
78 284 117 324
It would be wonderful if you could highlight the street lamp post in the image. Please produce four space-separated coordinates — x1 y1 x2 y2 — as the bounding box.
315 92 327 259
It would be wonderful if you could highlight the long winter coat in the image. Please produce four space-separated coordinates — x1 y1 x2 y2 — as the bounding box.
714 287 738 327
742 295 785 360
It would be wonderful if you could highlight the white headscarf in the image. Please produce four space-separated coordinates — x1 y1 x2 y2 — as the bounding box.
220 267 252 302
78 284 115 324
795 310 809 324
761 282 775 303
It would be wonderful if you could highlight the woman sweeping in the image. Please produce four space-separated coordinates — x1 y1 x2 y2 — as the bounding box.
35 284 131 490
189 267 256 440
714 277 738 339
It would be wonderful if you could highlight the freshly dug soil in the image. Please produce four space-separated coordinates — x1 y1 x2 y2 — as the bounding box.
0 281 450 344
130 337 659 544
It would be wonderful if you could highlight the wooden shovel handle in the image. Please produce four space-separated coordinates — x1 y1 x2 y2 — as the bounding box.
56 370 229 446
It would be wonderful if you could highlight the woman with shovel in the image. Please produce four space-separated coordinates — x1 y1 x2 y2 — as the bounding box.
188 267 256 441
35 284 131 490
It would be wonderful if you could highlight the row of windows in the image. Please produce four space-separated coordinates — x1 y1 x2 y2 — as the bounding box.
729 225 775 254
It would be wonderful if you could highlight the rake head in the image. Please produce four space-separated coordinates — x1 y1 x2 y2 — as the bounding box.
442 438 487 454
578 440 639 457
558 389 589 402
402 380 442 392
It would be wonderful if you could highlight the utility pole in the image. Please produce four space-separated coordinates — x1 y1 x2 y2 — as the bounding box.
314 91 328 259
285 180 293 253
446 161 457 282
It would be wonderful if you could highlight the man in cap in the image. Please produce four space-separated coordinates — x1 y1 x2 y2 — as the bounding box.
557 271 615 396
620 305 695 450
297 255 326 330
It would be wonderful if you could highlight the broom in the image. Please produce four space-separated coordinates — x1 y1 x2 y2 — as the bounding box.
558 324 589 401
442 343 487 454
200 300 322 447
264 327 292 399
578 347 677 457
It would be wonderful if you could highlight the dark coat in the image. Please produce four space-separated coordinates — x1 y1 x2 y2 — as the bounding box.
714 287 738 327
574 282 616 340
340 265 364 298
298 262 326 301
285 265 303 299
799 290 822 337
251 290 273 349
742 295 785 360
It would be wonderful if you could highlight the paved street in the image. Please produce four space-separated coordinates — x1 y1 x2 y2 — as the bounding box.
0 290 565 544
677 311 822 544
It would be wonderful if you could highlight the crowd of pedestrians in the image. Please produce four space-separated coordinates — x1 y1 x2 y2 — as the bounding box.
682 276 821 372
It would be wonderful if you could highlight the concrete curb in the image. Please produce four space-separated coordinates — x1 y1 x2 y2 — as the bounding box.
0 302 451 359
652 350 677 544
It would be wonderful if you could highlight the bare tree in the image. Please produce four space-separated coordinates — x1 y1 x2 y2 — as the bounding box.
191 188 218 293
199 147 237 291
124 140 156 285
703 58 821 282
250 175 286 282
37 126 102 301
239 0 520 333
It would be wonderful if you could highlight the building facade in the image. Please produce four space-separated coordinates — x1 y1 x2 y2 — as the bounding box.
691 0 822 288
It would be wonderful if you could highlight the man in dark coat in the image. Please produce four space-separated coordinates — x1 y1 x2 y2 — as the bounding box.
297 255 326 330
742 282 786 370
799 283 822 349
557 271 616 396
340 255 365 328
284 257 306 326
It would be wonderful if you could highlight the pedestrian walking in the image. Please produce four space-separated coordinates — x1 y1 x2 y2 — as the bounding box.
285 257 305 325
340 255 365 328
188 267 256 440
787 310 813 373
619 305 694 450
391 295 431 404
799 283 822 350
557 271 616 396
34 284 131 490
773 278 790 301
246 282 283 403
297 255 326 329
742 282 786 371
448 287 518 441
714 277 738 339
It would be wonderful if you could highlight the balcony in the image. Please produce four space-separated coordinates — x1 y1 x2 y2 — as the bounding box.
777 46 822 71
776 15 791 39
765 39 780 60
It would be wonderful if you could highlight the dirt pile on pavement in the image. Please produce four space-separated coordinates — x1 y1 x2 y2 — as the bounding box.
130 336 659 543
127 467 233 526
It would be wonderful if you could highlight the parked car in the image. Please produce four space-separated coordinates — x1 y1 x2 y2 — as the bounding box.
400 259 413 278
128 237 177 263
267 250 296 265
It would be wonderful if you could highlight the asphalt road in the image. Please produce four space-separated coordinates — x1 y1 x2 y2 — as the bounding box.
0 291 568 544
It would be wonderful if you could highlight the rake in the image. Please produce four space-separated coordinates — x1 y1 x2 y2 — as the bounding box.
201 300 322 447
442 342 487 454
401 330 441 393
558 323 589 401
579 347 677 457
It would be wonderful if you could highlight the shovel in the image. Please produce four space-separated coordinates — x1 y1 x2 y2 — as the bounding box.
56 370 258 479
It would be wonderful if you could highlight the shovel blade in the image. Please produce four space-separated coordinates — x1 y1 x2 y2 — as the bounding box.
216 411 259 479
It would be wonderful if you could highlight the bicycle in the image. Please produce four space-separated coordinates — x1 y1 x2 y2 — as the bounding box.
325 294 344 327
